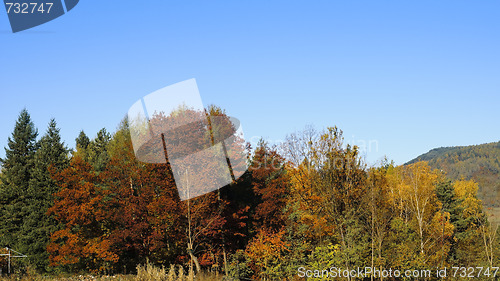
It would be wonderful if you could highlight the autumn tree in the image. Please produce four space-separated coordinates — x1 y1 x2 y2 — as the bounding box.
49 119 187 273
245 228 289 280
449 179 494 267
48 128 120 273
249 139 289 232
386 162 454 269
284 126 369 280
139 105 244 273
104 119 184 272
47 156 118 272
364 166 394 280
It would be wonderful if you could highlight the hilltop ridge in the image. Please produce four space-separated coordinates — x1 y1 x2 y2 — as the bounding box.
407 141 500 207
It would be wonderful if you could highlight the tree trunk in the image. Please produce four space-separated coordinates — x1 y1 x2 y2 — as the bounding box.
187 197 201 273
223 245 229 276
187 242 201 273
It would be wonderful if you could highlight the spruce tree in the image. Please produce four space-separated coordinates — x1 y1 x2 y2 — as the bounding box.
74 130 90 160
0 109 38 253
435 180 462 263
75 130 90 151
20 119 69 272
88 128 111 172
435 180 487 264
435 180 461 220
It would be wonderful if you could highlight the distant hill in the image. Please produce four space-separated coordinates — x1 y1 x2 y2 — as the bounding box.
407 141 500 208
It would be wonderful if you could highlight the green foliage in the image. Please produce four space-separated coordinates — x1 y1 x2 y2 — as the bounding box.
435 180 463 264
0 109 38 253
226 250 253 280
75 130 90 151
74 130 90 160
20 119 69 272
306 243 340 279
87 128 111 172
386 217 422 270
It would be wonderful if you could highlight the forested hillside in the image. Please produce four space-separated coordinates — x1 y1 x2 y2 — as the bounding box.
408 142 500 208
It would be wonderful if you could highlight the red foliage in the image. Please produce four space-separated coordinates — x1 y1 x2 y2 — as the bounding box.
250 144 289 231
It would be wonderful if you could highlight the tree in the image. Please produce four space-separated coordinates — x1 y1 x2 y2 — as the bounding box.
452 179 492 267
284 126 368 281
364 167 394 281
20 119 69 272
249 139 289 231
88 128 111 172
0 109 38 253
47 156 119 272
49 119 191 274
73 130 90 160
245 228 289 280
144 105 249 274
104 119 184 272
386 162 454 269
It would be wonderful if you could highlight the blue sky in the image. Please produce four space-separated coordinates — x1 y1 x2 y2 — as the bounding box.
1 0 499 165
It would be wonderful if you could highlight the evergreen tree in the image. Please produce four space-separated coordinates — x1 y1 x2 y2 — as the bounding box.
74 130 90 160
75 130 90 151
435 180 462 263
0 109 38 252
88 128 111 172
435 180 486 265
20 119 69 272
435 180 462 224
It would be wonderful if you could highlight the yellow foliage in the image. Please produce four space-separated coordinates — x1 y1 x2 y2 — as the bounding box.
453 179 483 219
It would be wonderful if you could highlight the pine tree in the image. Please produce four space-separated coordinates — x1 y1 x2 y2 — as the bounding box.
436 180 462 224
0 109 38 252
20 119 69 272
75 130 90 151
435 180 462 263
73 130 90 161
88 128 111 172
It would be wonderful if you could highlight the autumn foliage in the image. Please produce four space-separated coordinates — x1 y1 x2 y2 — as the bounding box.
1 109 498 279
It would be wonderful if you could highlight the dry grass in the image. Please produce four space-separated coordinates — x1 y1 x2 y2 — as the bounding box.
0 274 136 281
136 263 223 280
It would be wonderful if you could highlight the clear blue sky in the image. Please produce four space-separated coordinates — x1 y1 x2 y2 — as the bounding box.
1 0 499 165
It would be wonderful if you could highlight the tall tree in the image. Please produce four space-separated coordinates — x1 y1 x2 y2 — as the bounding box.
452 179 489 266
105 119 184 272
88 128 111 172
0 109 38 253
73 130 90 160
20 119 69 272
284 126 368 281
435 180 461 265
250 139 289 232
364 167 394 281
386 162 454 269
75 131 90 151
47 156 118 272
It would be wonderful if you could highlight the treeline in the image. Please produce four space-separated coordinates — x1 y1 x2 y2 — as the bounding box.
0 109 499 280
408 142 500 207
